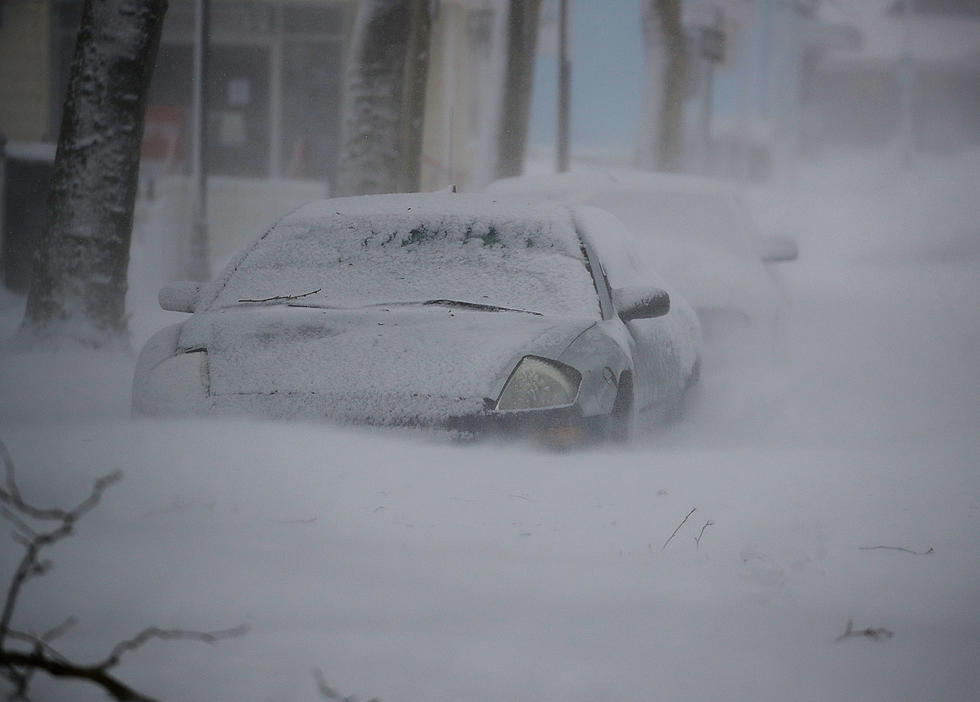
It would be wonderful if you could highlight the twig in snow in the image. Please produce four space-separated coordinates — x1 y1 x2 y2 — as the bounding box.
238 288 321 303
313 667 381 702
835 619 894 642
858 545 934 555
0 439 122 653
694 520 715 549
661 507 696 551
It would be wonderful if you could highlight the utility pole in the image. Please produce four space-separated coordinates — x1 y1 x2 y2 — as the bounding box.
898 0 915 168
496 0 541 179
556 0 570 173
398 0 432 192
697 7 724 174
189 0 211 281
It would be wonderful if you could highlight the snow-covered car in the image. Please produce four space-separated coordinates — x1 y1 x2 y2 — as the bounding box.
133 193 701 441
487 171 798 343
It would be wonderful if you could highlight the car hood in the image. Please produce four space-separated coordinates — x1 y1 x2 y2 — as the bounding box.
178 305 593 424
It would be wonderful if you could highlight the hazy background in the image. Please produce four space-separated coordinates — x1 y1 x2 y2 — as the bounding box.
1 0 979 700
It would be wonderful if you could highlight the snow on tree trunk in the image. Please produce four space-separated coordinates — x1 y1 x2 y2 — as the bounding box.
495 0 541 180
22 0 167 348
637 0 686 172
335 0 432 197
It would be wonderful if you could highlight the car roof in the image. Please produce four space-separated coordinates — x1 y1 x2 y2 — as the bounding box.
487 169 736 198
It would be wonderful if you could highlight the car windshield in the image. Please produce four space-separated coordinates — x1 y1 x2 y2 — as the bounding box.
213 200 601 318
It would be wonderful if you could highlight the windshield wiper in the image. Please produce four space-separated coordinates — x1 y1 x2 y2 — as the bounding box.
239 288 321 304
422 299 542 316
283 298 542 316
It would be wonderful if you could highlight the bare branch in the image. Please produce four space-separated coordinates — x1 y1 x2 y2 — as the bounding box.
100 625 249 669
0 439 22 509
0 439 247 701
835 619 894 642
694 520 715 549
5 629 70 661
1 439 117 523
1 497 109 648
661 507 696 551
0 438 121 523
3 619 78 664
313 667 381 702
238 288 321 304
42 616 78 643
858 545 934 555
1 545 42 649
313 667 342 700
0 505 38 541
0 437 121 652
0 649 158 702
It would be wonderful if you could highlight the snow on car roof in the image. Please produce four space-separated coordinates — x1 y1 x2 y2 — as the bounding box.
488 169 735 198
487 169 759 256
207 192 601 318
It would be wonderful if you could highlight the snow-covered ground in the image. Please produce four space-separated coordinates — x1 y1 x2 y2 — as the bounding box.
1 150 978 701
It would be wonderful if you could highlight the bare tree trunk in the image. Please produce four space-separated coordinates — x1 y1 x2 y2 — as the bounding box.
398 0 432 193
335 0 432 197
555 0 571 173
637 2 663 170
638 0 686 172
21 0 167 347
495 0 541 180
656 0 686 172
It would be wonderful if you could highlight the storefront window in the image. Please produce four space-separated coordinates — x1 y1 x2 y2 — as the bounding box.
281 40 343 181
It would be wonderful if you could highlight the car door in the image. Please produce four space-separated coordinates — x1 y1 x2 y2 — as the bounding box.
576 207 692 415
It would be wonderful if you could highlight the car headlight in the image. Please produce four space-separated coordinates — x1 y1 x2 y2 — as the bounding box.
495 356 581 411
134 350 210 414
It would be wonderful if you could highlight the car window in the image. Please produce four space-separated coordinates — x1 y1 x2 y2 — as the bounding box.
576 234 614 320
574 206 663 290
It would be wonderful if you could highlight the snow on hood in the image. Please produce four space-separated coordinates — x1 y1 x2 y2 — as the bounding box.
177 305 592 425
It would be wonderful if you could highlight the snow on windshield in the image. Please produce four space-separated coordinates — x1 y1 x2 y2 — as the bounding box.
211 194 601 318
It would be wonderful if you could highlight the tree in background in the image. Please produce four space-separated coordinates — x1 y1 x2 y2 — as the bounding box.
638 0 686 172
335 0 432 196
495 0 542 180
21 0 168 348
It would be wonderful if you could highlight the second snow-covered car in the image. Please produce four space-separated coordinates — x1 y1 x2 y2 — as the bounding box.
487 170 798 344
133 193 701 441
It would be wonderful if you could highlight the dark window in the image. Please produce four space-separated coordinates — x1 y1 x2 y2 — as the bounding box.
207 45 271 177
281 40 343 181
145 43 193 172
283 5 345 35
211 2 274 35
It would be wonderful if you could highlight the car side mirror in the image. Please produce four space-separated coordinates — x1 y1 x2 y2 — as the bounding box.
613 286 670 321
759 234 799 263
159 281 203 313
